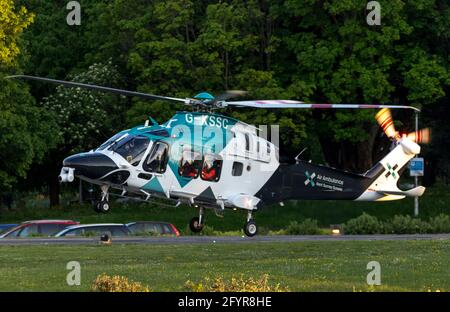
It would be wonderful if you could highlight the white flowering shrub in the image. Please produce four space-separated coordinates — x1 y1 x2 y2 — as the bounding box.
42 60 126 153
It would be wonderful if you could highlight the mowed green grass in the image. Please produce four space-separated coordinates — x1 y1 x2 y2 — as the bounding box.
1 186 449 232
0 240 449 291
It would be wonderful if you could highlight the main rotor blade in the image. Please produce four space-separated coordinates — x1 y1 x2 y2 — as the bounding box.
214 90 248 102
6 75 189 104
225 100 421 112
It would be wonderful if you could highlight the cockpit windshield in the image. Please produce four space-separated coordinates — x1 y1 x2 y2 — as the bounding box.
109 135 150 166
96 132 128 151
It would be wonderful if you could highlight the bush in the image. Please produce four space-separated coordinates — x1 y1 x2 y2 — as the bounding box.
344 213 450 234
285 219 321 235
91 274 151 292
185 274 289 292
343 213 382 234
428 214 450 233
388 215 431 234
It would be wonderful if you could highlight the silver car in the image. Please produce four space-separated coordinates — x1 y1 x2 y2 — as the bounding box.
54 223 131 237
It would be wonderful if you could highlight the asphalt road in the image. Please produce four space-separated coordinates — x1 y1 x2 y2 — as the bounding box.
0 234 449 245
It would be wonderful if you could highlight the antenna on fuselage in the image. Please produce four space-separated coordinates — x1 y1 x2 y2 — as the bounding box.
295 147 308 164
148 116 158 126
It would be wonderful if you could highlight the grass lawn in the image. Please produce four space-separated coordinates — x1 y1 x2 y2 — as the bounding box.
0 240 449 291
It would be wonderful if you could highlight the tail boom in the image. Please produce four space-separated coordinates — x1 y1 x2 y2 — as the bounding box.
256 138 425 205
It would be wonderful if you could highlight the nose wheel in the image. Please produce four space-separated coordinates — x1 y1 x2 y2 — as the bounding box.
189 207 205 233
189 217 204 232
92 185 110 214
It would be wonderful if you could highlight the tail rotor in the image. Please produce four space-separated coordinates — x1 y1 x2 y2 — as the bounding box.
375 108 430 144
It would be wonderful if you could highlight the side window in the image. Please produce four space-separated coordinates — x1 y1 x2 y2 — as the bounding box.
110 227 128 236
5 228 22 238
201 154 223 182
39 224 60 236
143 141 169 173
89 227 111 236
267 142 271 155
82 228 100 237
65 229 83 237
18 224 39 237
162 224 172 234
129 223 144 233
232 162 243 176
245 133 250 151
178 149 202 178
145 223 161 234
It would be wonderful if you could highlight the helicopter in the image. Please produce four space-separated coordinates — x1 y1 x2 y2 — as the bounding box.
8 75 430 236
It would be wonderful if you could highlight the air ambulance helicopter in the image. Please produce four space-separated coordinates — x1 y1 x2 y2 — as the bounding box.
8 75 430 236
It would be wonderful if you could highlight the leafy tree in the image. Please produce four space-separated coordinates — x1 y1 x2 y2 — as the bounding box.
122 0 308 150
0 1 57 206
273 0 449 171
0 74 57 190
0 0 34 66
16 1 131 205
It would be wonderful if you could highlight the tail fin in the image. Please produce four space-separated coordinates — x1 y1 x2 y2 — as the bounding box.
356 138 425 201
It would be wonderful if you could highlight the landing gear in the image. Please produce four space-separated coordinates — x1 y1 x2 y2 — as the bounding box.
92 185 110 214
243 211 257 237
96 200 110 213
189 207 205 233
92 201 101 213
189 217 204 232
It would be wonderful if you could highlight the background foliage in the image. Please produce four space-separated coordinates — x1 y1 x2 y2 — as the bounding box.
0 0 448 206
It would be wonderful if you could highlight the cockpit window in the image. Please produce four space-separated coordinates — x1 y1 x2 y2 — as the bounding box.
143 141 169 173
97 132 128 151
111 135 150 166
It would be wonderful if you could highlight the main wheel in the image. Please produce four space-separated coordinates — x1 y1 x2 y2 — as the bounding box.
244 220 258 237
189 217 204 233
92 201 102 213
97 200 110 214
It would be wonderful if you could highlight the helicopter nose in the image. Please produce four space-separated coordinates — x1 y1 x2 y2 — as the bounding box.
63 153 118 180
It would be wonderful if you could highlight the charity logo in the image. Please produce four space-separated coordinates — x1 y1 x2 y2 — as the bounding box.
384 163 399 179
304 171 316 187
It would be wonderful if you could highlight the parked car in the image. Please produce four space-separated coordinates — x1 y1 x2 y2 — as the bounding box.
126 221 180 237
0 220 79 238
0 224 18 235
54 224 131 237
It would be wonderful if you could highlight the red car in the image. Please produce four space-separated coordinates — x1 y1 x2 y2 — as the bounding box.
0 220 79 238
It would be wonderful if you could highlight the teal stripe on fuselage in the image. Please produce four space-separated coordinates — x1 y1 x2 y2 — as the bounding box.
131 112 237 190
